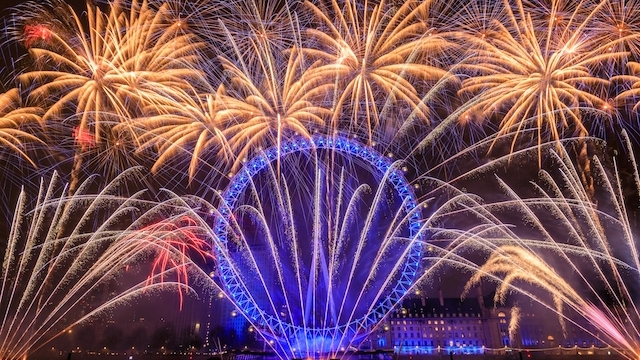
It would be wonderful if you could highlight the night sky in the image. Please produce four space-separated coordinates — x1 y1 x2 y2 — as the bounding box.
0 1 215 349
1 0 85 10
1 0 640 357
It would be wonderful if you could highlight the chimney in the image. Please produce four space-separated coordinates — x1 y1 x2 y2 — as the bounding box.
439 288 444 307
476 284 487 317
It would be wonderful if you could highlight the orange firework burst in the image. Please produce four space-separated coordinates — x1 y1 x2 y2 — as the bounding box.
131 214 213 308
215 45 333 171
13 0 207 192
134 89 232 180
614 61 640 110
17 0 206 141
592 0 640 64
302 0 456 144
0 88 43 166
457 0 627 163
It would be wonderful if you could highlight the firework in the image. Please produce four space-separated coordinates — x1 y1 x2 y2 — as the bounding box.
465 245 639 358
302 0 456 144
12 0 207 192
15 0 205 140
0 169 214 359
116 201 216 308
460 132 640 359
615 61 640 111
0 0 638 357
593 0 640 67
457 0 625 162
214 46 333 172
0 88 42 166
134 89 231 181
216 0 305 61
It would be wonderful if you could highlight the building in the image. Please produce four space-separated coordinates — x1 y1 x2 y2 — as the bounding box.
374 289 606 356
380 290 486 355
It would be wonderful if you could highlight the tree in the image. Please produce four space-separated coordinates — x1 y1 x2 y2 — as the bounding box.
102 325 124 351
151 323 176 351
74 324 96 350
127 326 148 351
179 325 203 351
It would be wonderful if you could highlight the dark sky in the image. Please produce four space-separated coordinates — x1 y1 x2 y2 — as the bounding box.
1 0 27 9
1 0 87 14
0 0 91 80
1 0 85 8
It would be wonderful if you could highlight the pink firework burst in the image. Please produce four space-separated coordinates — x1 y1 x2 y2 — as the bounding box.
133 215 214 308
22 24 52 48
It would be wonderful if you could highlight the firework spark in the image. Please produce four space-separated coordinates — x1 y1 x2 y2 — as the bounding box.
458 0 625 161
0 169 213 359
214 46 333 171
614 61 640 111
13 0 207 192
134 89 231 181
302 0 455 143
462 133 640 359
0 88 42 166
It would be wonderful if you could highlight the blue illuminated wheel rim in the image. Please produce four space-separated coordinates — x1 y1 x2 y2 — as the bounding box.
213 135 424 347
